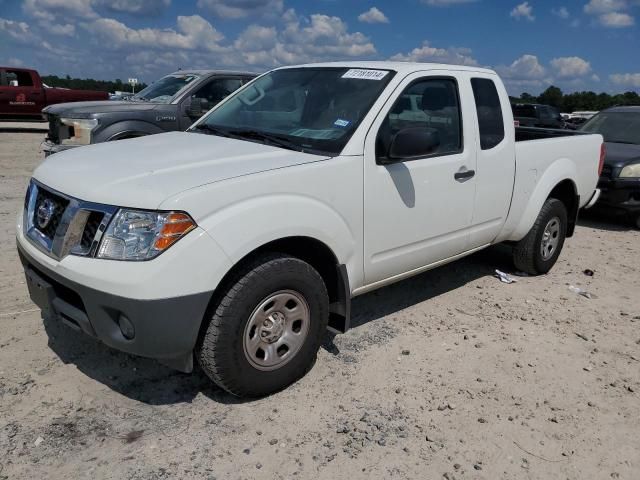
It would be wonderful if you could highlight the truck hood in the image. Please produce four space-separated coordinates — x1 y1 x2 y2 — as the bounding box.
604 142 640 168
44 100 157 116
33 132 328 209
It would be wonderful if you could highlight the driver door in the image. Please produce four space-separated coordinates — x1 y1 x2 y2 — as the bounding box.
363 72 477 285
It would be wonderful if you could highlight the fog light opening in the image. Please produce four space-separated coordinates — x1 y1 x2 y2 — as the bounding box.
118 315 135 340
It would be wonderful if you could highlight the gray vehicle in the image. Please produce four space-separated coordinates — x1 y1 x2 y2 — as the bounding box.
42 70 256 156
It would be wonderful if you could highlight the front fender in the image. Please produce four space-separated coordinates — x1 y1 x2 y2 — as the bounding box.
196 193 357 278
506 157 577 241
94 120 165 143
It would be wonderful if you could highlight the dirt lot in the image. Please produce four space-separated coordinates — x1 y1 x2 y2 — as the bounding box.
1 125 639 480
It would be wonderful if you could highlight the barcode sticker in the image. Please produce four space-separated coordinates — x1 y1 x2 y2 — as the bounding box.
341 69 389 80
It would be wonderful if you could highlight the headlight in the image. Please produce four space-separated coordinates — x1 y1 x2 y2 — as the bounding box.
619 163 640 178
97 209 196 261
60 118 98 146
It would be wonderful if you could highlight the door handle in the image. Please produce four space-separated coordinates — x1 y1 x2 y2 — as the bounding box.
454 168 475 182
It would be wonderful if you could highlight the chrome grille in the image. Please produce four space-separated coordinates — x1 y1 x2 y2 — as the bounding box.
33 188 69 240
24 180 117 260
80 211 105 250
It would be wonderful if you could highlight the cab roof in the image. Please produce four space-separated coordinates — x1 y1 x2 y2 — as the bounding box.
276 61 496 76
169 69 256 77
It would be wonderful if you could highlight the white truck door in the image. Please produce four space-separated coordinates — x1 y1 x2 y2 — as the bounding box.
363 72 478 285
467 75 516 247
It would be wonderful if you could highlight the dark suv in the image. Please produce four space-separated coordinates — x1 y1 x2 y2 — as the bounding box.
581 106 640 228
512 103 565 129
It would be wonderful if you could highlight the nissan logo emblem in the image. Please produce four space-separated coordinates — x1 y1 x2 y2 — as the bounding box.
36 198 56 229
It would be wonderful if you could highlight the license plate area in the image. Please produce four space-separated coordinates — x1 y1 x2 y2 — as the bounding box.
25 267 55 317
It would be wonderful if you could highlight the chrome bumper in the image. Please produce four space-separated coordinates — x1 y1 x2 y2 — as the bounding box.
41 140 78 157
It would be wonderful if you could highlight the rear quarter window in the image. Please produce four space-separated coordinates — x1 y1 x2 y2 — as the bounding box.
471 78 505 150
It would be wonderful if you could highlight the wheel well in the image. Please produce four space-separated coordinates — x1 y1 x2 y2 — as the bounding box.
252 237 340 298
204 237 350 337
548 179 579 237
108 132 147 141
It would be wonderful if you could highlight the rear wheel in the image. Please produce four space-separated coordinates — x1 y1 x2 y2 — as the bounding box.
197 253 329 397
513 198 568 275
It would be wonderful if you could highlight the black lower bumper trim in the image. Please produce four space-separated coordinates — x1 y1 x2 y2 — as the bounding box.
597 178 640 213
18 242 212 372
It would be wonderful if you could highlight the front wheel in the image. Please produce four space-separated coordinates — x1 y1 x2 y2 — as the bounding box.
512 198 568 275
197 253 329 397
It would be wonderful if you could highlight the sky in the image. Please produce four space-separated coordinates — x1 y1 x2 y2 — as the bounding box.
0 0 639 95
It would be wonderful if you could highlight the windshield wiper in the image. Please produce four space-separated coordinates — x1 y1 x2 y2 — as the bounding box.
192 124 236 138
227 129 304 152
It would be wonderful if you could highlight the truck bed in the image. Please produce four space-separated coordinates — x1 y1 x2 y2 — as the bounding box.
515 126 586 142
497 128 602 243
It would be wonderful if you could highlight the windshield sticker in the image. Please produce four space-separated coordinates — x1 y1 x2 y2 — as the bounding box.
341 69 389 81
289 129 341 139
334 119 350 128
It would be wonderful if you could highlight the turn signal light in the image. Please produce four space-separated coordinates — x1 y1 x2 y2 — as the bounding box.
154 213 196 250
598 143 606 176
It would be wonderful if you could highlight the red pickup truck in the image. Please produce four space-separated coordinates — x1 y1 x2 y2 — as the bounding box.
0 67 109 121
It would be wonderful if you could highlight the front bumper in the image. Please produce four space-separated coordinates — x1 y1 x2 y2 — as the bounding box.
18 241 212 372
41 139 79 157
597 177 640 214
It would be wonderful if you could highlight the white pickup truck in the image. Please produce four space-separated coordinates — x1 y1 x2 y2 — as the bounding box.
17 62 603 397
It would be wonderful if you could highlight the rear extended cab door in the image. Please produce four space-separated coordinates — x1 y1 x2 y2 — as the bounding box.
465 74 516 247
0 68 44 117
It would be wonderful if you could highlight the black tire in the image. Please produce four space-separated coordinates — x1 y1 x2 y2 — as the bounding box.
513 198 568 275
634 214 640 230
196 253 329 397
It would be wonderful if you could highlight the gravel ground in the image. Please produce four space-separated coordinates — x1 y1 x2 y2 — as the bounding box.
1 125 639 480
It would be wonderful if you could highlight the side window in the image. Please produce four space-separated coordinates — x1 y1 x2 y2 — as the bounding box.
539 107 552 121
471 78 505 150
6 70 33 87
193 78 243 106
376 78 462 160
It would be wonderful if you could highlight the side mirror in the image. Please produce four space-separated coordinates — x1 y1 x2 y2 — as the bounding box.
383 127 441 163
188 97 209 118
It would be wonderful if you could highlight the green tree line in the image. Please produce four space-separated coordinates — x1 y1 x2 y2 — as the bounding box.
40 75 148 93
511 86 640 113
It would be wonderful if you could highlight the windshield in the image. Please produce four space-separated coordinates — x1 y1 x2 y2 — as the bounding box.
192 67 396 155
132 73 200 103
581 112 640 145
